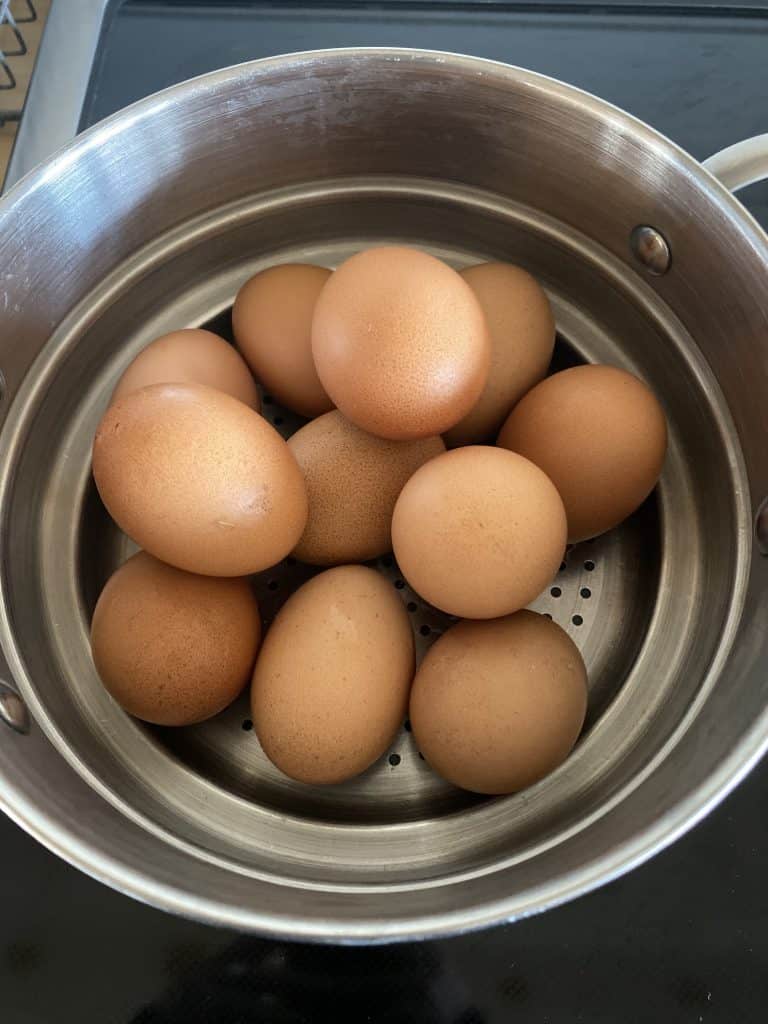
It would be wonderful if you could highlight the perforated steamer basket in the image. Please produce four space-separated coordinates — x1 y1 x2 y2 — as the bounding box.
1 50 768 942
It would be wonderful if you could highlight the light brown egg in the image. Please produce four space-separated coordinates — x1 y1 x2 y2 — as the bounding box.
391 446 566 619
232 264 333 417
251 565 415 785
112 328 260 410
92 383 308 576
497 364 668 542
311 246 490 440
288 411 445 565
410 611 588 794
444 262 555 446
91 551 261 726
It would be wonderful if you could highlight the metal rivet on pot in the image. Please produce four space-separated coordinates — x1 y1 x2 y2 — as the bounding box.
755 498 768 555
0 680 30 735
630 225 671 276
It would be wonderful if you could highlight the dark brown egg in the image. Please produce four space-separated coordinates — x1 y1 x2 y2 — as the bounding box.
91 551 261 726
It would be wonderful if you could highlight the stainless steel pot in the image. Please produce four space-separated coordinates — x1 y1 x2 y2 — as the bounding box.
1 49 768 943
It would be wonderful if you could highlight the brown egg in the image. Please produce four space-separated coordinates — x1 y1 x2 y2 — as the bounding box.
251 565 414 785
91 551 261 726
444 262 555 446
232 264 333 417
497 364 668 542
311 246 490 440
391 446 566 619
288 411 445 565
92 383 308 576
410 611 588 794
112 328 260 410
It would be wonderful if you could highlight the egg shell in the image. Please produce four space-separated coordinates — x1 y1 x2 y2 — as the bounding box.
444 262 555 446
497 364 668 542
288 410 445 565
91 551 261 726
391 445 566 619
92 382 308 576
410 611 587 794
251 565 415 785
112 328 260 410
232 264 333 417
311 246 491 440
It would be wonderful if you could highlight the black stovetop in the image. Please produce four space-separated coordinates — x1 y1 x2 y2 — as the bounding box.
3 3 768 1021
4 758 768 1022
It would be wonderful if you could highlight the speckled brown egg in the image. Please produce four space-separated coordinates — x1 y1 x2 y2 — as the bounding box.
497 364 668 542
391 446 566 619
91 551 261 726
251 565 415 785
288 410 445 565
232 264 333 417
410 611 588 794
311 246 490 440
444 262 555 446
112 328 260 410
92 383 308 576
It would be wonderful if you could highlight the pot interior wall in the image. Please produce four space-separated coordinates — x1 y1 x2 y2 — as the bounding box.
1 175 742 885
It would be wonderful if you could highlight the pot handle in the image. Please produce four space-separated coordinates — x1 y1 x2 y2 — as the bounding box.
702 134 768 193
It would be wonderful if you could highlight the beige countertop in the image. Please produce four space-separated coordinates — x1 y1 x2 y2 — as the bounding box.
1 0 50 181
